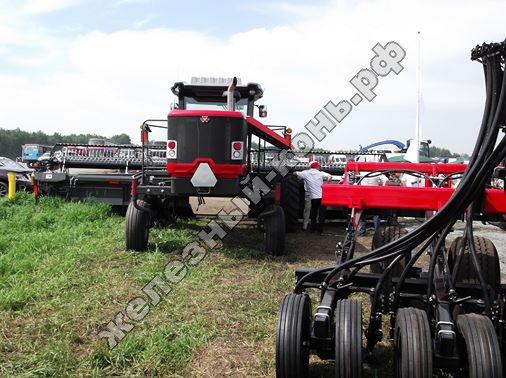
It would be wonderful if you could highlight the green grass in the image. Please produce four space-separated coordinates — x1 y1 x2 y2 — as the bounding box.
0 193 296 377
0 194 440 377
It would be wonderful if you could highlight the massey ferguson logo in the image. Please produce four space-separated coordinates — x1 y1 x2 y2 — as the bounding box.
200 115 210 123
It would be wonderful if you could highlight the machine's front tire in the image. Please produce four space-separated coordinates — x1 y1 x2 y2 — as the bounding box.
264 205 285 256
335 299 363 378
457 313 503 378
276 293 312 378
394 307 432 378
125 200 151 251
0 181 7 197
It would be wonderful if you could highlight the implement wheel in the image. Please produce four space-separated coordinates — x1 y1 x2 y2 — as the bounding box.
371 225 408 274
281 175 301 232
457 313 503 377
335 299 363 378
125 200 151 251
276 293 312 378
264 205 285 256
448 236 501 297
394 307 432 378
371 226 409 300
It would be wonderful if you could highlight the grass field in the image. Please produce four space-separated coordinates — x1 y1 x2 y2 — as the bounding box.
0 194 398 377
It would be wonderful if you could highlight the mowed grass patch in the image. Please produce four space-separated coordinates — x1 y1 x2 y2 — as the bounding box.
0 194 300 377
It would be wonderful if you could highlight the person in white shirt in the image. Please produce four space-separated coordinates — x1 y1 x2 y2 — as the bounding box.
294 161 332 233
302 181 311 230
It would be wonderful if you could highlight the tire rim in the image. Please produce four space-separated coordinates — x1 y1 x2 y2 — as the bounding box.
0 184 7 197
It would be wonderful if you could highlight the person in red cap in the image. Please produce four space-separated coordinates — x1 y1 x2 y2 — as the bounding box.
294 161 332 233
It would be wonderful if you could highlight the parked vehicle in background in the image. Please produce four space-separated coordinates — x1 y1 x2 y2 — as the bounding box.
0 157 33 196
87 138 118 157
327 154 347 167
88 138 106 145
357 138 432 162
22 144 53 168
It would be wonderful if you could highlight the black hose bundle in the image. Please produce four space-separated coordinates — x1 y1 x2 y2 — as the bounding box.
294 41 506 300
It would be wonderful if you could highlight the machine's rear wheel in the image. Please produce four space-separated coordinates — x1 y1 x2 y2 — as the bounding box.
448 236 501 297
335 299 362 378
276 293 312 378
394 307 432 378
175 196 194 218
264 205 285 256
281 175 301 232
125 200 151 251
457 313 503 378
0 181 7 197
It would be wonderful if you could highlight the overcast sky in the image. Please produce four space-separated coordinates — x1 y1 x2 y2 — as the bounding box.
1 0 505 154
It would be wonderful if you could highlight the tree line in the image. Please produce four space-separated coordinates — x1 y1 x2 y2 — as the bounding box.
429 145 469 159
0 128 131 159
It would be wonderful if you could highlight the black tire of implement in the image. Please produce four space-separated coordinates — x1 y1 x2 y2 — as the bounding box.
394 307 433 378
0 181 7 197
448 236 501 297
276 293 312 378
457 313 503 378
264 205 285 256
125 200 151 251
370 226 408 286
281 175 301 232
335 299 363 378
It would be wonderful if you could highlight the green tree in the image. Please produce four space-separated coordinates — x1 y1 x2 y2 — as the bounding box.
109 134 131 145
429 145 468 159
0 128 132 159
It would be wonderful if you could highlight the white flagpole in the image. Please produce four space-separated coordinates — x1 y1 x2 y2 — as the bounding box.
406 31 422 163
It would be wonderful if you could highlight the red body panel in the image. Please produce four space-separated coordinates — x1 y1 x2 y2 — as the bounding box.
322 184 506 214
246 116 292 150
167 158 247 178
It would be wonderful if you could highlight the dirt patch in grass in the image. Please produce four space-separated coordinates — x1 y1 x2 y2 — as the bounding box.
190 338 268 377
184 218 379 377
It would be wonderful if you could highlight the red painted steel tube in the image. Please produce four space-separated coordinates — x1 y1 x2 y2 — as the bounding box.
322 184 506 213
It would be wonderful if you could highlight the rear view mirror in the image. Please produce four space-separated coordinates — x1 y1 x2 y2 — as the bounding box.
258 105 267 118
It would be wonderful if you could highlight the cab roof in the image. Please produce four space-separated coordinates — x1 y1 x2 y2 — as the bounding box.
171 81 264 103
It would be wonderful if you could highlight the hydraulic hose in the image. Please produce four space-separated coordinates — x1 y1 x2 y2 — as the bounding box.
294 41 506 295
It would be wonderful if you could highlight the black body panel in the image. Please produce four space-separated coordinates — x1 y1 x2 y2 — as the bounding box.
167 115 247 165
